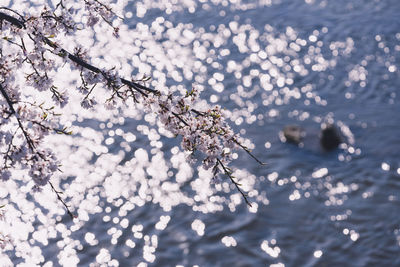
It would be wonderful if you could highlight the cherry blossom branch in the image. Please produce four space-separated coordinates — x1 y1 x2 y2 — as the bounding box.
0 10 25 28
0 84 17 114
191 109 266 166
1 11 156 96
1 83 74 216
30 120 72 135
2 11 263 159
0 7 265 208
0 84 35 151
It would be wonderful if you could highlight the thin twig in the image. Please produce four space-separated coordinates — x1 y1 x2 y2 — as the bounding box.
217 158 252 207
232 139 266 165
0 84 36 151
48 181 75 219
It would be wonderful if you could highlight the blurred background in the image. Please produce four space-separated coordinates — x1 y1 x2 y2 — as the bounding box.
3 0 400 266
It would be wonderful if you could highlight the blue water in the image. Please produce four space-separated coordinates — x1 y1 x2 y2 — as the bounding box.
125 1 400 266
112 1 400 266
7 0 400 266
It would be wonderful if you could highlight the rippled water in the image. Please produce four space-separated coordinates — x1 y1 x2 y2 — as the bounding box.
4 0 400 266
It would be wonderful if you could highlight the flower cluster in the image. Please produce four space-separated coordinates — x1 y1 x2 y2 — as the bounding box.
84 0 120 37
143 89 240 172
0 5 90 188
0 205 12 249
0 234 11 250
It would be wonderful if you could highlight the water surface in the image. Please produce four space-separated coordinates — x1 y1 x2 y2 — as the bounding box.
5 0 400 266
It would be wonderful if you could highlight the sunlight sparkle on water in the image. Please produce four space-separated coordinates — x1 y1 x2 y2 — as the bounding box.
261 240 281 258
381 162 390 171
312 168 328 179
191 219 205 236
313 250 323 258
221 236 237 247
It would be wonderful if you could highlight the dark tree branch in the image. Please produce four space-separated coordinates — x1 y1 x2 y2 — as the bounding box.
0 84 35 151
0 11 25 28
232 138 266 165
0 11 158 96
0 84 17 115
48 181 75 219
217 158 252 207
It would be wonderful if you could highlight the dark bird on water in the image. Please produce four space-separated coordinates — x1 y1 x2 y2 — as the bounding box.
282 123 342 151
320 124 342 151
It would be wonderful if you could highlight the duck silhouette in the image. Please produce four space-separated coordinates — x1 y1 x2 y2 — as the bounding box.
320 124 342 151
282 123 342 151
